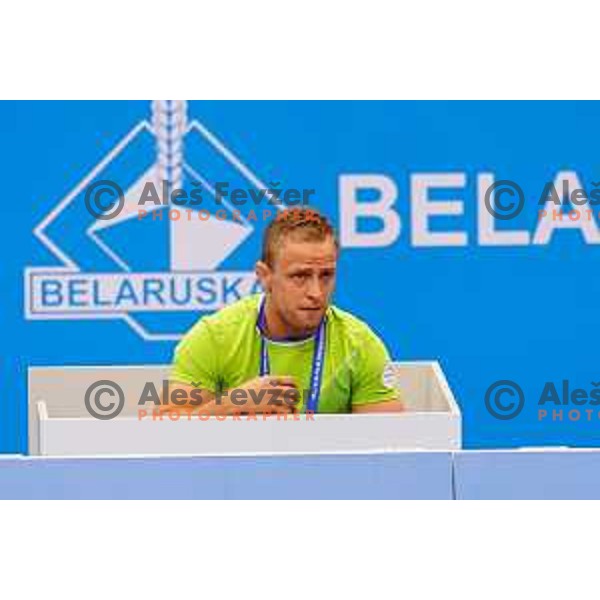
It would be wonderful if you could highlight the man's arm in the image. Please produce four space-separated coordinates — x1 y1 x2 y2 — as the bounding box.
352 398 404 413
159 381 219 415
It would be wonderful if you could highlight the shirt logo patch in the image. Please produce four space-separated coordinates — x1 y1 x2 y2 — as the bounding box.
382 362 397 389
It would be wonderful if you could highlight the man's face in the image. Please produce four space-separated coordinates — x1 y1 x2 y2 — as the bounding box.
258 235 337 335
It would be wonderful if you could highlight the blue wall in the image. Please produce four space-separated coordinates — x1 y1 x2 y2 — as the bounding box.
3 100 600 453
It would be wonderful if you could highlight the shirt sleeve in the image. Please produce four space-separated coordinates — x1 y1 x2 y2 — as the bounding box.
350 325 399 407
169 318 220 392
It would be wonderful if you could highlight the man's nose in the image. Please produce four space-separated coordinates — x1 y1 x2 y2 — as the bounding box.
306 275 324 301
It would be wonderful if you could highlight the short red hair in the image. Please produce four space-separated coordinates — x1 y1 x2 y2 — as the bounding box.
261 207 338 267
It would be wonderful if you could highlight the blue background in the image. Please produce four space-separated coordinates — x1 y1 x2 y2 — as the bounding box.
2 100 600 453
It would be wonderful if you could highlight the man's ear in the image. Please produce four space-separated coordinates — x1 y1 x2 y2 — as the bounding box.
255 260 272 293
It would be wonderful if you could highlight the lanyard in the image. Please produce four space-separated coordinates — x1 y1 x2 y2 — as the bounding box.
257 297 327 413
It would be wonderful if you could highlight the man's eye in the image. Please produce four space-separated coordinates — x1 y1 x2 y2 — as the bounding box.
292 273 308 281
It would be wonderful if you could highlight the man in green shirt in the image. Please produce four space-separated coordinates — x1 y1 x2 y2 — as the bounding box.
167 207 404 415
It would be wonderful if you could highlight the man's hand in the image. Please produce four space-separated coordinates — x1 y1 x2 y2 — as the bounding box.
160 376 301 416
233 375 300 414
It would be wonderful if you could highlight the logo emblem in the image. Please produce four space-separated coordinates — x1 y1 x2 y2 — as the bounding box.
382 362 397 389
25 101 283 340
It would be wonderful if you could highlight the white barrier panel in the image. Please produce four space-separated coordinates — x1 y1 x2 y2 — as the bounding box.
454 449 600 499
28 361 461 457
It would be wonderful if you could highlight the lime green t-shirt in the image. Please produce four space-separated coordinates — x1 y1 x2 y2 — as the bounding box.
170 294 398 412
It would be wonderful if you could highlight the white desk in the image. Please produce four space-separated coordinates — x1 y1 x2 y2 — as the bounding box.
28 361 461 457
